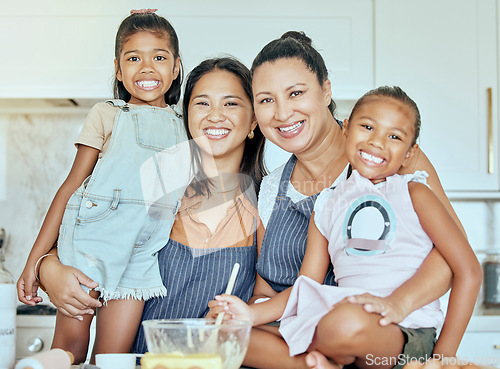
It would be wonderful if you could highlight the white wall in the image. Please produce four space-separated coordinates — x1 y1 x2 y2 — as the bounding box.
0 0 373 99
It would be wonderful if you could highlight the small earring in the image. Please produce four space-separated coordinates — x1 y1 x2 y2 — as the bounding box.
247 130 254 139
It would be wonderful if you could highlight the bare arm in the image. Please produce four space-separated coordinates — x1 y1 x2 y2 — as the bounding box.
248 216 330 300
251 215 330 324
410 182 482 357
208 221 286 324
17 145 99 305
209 214 331 325
297 215 330 281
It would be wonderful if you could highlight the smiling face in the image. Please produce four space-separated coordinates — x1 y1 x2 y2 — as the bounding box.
187 69 257 167
115 31 180 107
344 97 418 183
252 58 333 154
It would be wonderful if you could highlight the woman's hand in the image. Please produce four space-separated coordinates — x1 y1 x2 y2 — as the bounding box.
346 293 409 326
206 294 254 323
39 254 101 320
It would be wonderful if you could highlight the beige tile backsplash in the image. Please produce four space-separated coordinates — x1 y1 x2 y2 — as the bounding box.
0 113 84 299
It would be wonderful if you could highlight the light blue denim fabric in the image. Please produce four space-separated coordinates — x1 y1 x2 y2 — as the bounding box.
58 100 191 301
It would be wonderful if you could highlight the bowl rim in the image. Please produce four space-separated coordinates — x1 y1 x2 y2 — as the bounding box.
142 318 252 329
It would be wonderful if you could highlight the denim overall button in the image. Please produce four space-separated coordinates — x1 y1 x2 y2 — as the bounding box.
85 200 93 209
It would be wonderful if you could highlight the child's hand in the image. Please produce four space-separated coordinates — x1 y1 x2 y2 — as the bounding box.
49 269 100 321
39 255 101 320
347 293 408 326
206 298 222 320
17 265 43 306
207 294 254 323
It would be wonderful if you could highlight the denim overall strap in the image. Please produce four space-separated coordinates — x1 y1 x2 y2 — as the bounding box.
83 104 187 206
59 103 190 301
257 155 336 293
133 230 258 354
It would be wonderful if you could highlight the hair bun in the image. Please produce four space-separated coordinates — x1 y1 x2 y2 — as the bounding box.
280 31 313 46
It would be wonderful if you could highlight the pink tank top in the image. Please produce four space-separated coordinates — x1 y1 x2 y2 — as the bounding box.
314 170 443 328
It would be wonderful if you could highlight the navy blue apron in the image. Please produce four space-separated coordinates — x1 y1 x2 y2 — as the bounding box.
133 232 257 354
256 155 336 293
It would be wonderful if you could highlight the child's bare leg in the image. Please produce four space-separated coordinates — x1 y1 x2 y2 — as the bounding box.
309 302 405 369
51 310 94 364
91 298 144 360
243 325 309 369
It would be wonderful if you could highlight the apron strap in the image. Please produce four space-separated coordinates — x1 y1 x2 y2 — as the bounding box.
277 155 298 196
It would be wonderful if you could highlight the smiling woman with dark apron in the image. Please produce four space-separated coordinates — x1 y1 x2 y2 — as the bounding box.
36 57 267 359
225 31 465 369
131 55 267 354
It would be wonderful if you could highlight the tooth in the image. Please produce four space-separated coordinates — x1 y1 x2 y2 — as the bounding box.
279 121 303 132
205 129 229 136
137 80 159 87
361 151 383 164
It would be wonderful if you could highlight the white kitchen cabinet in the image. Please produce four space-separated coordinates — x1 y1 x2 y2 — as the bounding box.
458 332 500 367
1 0 373 100
16 315 96 362
375 0 499 191
457 316 500 367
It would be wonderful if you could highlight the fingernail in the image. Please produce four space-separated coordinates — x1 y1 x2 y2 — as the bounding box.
26 296 31 300
77 316 83 321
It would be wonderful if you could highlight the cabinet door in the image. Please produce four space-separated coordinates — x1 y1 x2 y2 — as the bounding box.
457 331 500 367
0 12 116 99
0 0 373 102
375 0 499 191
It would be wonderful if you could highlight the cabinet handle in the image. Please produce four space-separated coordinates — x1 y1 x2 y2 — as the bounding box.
487 87 494 174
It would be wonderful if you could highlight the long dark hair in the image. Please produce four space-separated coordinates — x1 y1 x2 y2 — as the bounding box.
113 12 183 105
251 31 336 117
183 57 267 196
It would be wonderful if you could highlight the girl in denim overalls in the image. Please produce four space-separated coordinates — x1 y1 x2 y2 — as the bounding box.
17 10 192 363
133 57 266 355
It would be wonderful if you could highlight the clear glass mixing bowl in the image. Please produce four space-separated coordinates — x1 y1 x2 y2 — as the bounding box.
142 318 252 369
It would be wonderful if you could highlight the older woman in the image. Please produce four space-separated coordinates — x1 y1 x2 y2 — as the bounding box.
218 31 461 369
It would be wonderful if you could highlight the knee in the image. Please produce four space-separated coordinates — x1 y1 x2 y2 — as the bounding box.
52 326 90 364
316 302 373 347
52 341 89 364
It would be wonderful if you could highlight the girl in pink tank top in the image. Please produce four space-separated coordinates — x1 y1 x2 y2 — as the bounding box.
210 86 481 369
